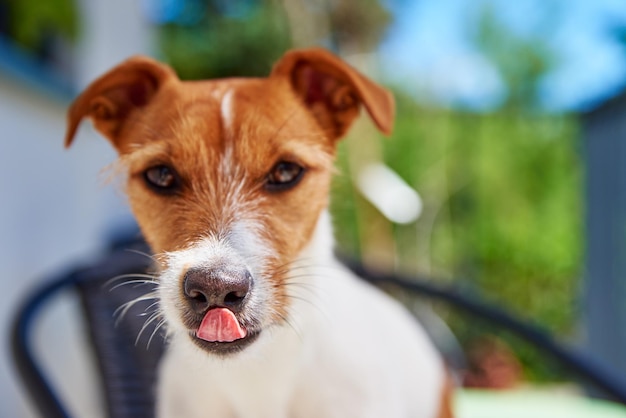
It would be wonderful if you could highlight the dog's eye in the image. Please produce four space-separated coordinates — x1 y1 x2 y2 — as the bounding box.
266 161 304 191
144 165 179 192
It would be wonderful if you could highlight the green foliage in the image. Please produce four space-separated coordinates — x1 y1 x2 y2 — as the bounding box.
156 0 393 79
331 91 582 381
158 1 291 80
3 0 78 49
471 3 559 111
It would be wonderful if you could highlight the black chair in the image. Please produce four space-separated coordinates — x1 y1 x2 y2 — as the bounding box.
11 236 626 418
11 237 161 418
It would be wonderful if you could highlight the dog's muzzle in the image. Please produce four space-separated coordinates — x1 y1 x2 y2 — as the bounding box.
181 265 260 354
183 266 251 314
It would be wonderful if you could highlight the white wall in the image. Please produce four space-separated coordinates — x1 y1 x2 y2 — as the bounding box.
0 1 154 416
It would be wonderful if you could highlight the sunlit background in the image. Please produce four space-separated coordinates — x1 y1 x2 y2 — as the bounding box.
2 0 626 416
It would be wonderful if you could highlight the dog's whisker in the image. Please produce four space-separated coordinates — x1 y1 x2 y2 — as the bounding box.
272 259 344 276
277 280 322 298
109 279 159 292
289 263 345 273
147 318 168 349
125 248 158 262
271 256 319 271
114 294 158 318
103 273 158 289
284 293 317 307
143 300 160 313
281 274 340 292
283 272 329 282
135 311 163 347
136 300 160 317
273 311 303 342
280 280 319 290
114 292 159 325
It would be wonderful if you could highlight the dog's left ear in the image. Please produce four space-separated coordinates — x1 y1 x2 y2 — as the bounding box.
271 48 395 139
65 56 177 151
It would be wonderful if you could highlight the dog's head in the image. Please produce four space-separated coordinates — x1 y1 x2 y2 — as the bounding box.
65 48 394 355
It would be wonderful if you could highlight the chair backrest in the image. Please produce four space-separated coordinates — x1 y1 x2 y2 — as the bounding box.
12 240 626 418
11 238 165 418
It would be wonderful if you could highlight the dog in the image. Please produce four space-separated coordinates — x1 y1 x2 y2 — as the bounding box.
65 48 454 418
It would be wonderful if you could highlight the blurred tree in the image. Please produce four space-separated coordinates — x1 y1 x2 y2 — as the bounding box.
471 4 558 111
280 0 391 52
156 0 393 80
156 0 292 79
0 0 78 58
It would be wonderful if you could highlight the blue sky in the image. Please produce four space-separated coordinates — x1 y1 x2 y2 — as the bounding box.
379 0 626 111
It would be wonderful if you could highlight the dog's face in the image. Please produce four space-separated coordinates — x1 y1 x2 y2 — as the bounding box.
65 48 394 355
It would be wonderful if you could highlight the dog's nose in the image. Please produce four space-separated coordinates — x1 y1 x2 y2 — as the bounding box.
183 267 252 314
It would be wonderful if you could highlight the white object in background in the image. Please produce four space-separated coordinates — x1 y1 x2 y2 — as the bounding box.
356 163 423 224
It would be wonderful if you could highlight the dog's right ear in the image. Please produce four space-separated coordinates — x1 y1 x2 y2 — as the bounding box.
65 56 177 151
271 48 394 140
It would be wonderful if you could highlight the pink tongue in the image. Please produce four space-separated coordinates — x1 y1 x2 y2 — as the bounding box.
197 308 247 343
